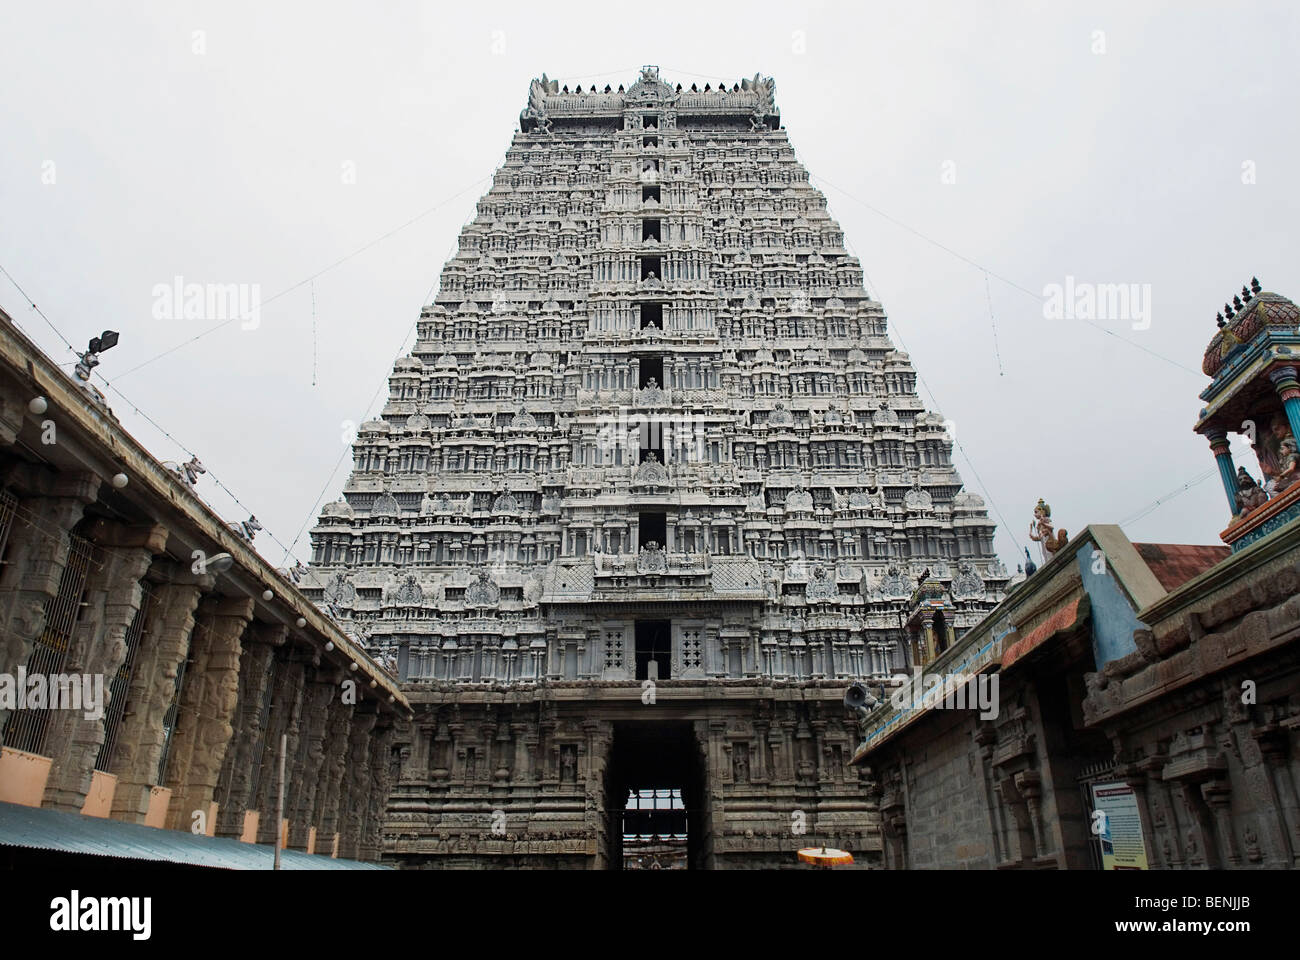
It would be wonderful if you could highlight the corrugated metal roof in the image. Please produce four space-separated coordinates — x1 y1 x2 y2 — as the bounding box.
0 801 389 870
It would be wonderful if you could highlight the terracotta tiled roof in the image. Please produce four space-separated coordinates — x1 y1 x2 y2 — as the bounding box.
1134 543 1231 592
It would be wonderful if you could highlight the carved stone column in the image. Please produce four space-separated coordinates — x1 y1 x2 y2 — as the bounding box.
1202 780 1241 867
1138 753 1182 868
337 708 378 860
215 622 285 838
0 469 100 741
162 595 255 831
1254 723 1300 867
315 695 355 854
359 719 397 862
109 564 213 823
256 657 306 844
288 670 341 850
42 519 168 811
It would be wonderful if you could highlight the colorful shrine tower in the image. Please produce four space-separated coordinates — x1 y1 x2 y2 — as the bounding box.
1198 280 1300 551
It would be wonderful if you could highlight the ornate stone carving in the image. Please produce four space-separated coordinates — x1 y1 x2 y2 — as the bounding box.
637 541 667 574
950 561 986 601
465 570 500 608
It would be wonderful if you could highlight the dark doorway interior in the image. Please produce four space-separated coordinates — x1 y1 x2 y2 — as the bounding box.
603 721 708 869
635 619 670 680
639 511 666 549
639 355 663 388
640 302 663 329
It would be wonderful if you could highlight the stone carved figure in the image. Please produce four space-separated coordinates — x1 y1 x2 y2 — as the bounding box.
1028 499 1068 563
805 565 838 601
166 455 206 486
637 541 667 574
633 452 668 485
733 743 750 783
394 575 423 605
229 515 262 542
879 565 913 599
324 572 356 606
465 570 500 608
950 561 985 601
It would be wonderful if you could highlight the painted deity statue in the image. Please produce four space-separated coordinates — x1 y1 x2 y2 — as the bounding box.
1275 437 1299 493
1253 414 1298 495
1028 498 1068 564
1234 466 1269 517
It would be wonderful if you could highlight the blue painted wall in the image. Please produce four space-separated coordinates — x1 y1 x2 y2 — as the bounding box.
1077 541 1142 668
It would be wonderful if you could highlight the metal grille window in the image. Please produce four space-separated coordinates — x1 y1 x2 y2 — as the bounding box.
96 581 156 773
0 488 18 566
2 532 96 755
622 787 686 842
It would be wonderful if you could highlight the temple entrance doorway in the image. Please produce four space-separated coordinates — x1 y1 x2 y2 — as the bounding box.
603 721 709 869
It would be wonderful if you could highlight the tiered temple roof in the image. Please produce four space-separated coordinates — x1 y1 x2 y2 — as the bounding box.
301 67 1007 684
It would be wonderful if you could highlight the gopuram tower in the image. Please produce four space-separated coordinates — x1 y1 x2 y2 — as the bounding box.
302 67 1009 869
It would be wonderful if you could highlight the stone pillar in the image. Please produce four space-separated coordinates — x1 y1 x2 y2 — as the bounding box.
1269 366 1300 442
0 469 100 742
288 670 341 851
162 595 255 831
255 657 306 844
1204 428 1239 516
1138 754 1181 868
359 719 397 862
1203 780 1241 867
0 394 25 446
42 519 168 811
1254 724 1300 867
214 621 286 838
316 695 355 854
109 564 213 823
337 708 378 860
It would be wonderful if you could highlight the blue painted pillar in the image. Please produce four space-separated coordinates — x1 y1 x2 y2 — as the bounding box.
1204 428 1238 515
1268 366 1300 442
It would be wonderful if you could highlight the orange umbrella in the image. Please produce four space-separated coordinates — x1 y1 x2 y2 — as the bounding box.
798 846 854 867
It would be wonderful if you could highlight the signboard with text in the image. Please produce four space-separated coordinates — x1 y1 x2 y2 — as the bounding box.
1090 780 1149 870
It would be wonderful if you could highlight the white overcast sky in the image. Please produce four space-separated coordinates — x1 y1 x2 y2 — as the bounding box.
2 1 1298 570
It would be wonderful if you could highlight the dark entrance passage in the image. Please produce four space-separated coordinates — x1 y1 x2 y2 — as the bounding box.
635 619 670 680
603 721 709 869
